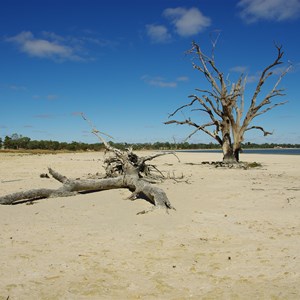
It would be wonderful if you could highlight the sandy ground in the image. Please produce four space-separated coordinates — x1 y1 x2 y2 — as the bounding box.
0 151 299 300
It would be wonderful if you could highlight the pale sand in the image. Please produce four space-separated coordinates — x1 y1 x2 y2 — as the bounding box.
0 151 299 299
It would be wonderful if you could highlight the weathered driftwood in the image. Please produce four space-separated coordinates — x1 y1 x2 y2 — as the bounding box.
0 167 174 214
0 115 177 214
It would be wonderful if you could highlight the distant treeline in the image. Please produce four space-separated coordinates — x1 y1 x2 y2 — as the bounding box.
0 134 299 151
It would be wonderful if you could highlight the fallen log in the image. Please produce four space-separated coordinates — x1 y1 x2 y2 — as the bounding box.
0 167 174 214
0 115 177 214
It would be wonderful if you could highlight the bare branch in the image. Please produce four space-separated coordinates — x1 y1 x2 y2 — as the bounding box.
165 119 200 128
254 101 288 118
187 94 222 127
48 168 68 183
242 50 289 134
209 30 221 60
245 126 273 136
254 64 291 114
80 113 114 140
195 89 223 117
80 113 125 159
226 74 245 128
167 98 198 118
140 152 180 164
239 76 247 117
166 119 221 143
184 125 222 144
191 41 221 95
250 45 284 108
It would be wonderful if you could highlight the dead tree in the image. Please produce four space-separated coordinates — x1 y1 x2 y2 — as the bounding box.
165 41 290 162
0 116 176 214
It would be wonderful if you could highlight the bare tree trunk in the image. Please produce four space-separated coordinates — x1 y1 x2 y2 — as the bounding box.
234 148 240 162
222 142 241 163
222 134 233 162
221 118 239 163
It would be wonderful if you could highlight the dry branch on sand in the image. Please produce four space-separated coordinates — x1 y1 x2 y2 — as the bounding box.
0 115 178 214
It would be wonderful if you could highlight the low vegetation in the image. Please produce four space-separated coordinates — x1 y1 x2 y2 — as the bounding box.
0 134 299 153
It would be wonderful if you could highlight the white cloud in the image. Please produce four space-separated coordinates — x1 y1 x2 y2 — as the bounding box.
6 31 82 62
238 0 300 23
146 7 211 43
7 84 27 91
32 94 59 100
176 76 189 82
6 31 119 62
146 24 171 43
229 67 260 83
142 75 177 88
246 74 261 83
142 75 189 87
163 7 211 36
230 66 249 73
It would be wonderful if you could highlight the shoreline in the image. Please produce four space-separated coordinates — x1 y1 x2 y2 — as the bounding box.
176 148 300 155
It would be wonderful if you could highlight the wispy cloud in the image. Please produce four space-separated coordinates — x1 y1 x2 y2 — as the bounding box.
163 7 211 37
32 94 59 100
146 7 211 43
142 75 177 88
146 25 171 44
41 31 66 42
0 83 27 91
230 67 262 83
237 0 300 23
8 84 27 91
6 31 82 62
230 65 249 73
272 65 292 75
246 74 261 83
176 76 189 82
142 75 188 88
230 63 291 84
5 30 118 62
42 30 118 49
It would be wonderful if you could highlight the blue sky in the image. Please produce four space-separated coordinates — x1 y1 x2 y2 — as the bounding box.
0 0 300 144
